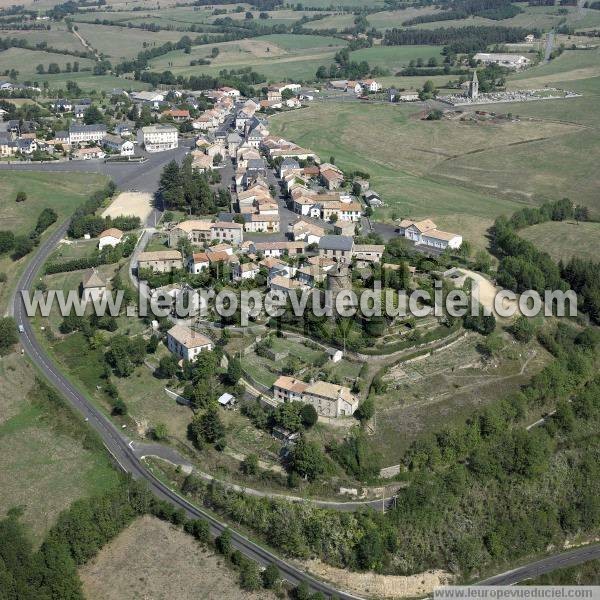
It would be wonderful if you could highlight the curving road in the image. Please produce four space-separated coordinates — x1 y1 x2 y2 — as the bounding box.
9 156 600 595
13 218 364 600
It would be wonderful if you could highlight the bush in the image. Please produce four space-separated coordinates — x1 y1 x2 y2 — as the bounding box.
0 317 18 355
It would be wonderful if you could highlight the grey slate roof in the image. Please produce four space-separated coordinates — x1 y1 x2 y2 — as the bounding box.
318 235 354 252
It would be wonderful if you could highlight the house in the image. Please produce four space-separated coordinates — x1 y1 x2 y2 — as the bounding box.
320 163 344 190
131 90 164 108
288 219 326 244
81 269 106 302
359 79 381 93
140 125 178 153
233 261 259 281
53 99 72 112
54 131 70 146
525 33 535 43
168 220 212 247
303 380 358 417
210 222 244 245
167 324 213 362
114 123 133 137
272 376 358 417
473 53 530 70
269 275 308 294
267 88 282 102
73 104 88 119
218 86 240 97
137 250 183 273
318 235 354 264
273 376 308 403
280 158 300 178
333 221 356 236
217 392 236 408
364 190 382 207
353 244 385 264
242 213 280 233
296 264 326 286
187 252 210 274
397 218 462 250
103 134 134 156
98 228 124 250
69 123 107 145
73 146 105 160
162 109 190 122
321 201 362 222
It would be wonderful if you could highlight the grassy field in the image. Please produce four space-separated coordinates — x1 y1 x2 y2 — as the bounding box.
74 22 188 61
80 515 277 600
36 72 150 92
0 354 119 544
0 48 94 80
370 333 551 461
350 45 444 72
1 23 85 54
269 102 579 248
148 34 346 82
519 221 600 262
0 171 107 314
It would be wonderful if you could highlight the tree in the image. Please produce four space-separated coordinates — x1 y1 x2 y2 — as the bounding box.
240 453 259 475
0 317 18 355
0 231 15 254
189 407 224 447
510 315 538 343
215 529 232 555
156 354 179 379
83 105 103 125
11 236 34 260
239 559 262 591
355 397 375 422
262 564 280 589
225 357 242 385
290 436 327 481
152 422 169 440
15 191 26 203
300 404 318 429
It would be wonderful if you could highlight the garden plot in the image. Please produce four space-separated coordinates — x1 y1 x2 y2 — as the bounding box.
369 333 550 460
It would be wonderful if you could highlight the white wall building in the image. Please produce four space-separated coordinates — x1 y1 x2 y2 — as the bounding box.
140 125 178 153
167 324 213 362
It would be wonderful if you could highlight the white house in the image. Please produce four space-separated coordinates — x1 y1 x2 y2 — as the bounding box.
473 53 531 70
233 261 259 281
98 228 124 250
140 125 178 153
166 324 213 362
103 134 134 156
81 269 106 302
397 218 462 250
360 79 381 93
69 123 107 145
187 252 210 274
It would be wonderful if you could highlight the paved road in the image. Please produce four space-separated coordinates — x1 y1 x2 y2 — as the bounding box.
12 219 364 600
479 544 600 585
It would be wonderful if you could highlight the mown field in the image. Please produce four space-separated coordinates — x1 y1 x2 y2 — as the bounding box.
80 516 277 600
0 171 108 313
0 354 119 544
519 221 600 262
0 47 94 80
1 23 84 54
269 101 579 248
148 34 346 82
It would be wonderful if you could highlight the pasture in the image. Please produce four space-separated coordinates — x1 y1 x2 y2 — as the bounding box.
74 22 188 61
0 171 107 313
0 23 85 54
519 221 600 262
0 48 94 80
350 45 445 72
148 34 346 82
0 355 119 544
80 516 278 600
269 102 579 247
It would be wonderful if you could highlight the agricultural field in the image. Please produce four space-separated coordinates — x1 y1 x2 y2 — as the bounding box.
519 221 600 262
269 101 579 248
74 22 188 62
350 45 445 72
0 171 107 314
0 354 119 544
0 48 94 80
240 335 361 389
0 23 85 54
370 333 551 460
148 34 346 82
36 72 150 92
80 516 276 600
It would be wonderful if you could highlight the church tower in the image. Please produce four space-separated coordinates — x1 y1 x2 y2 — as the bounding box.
468 70 479 100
